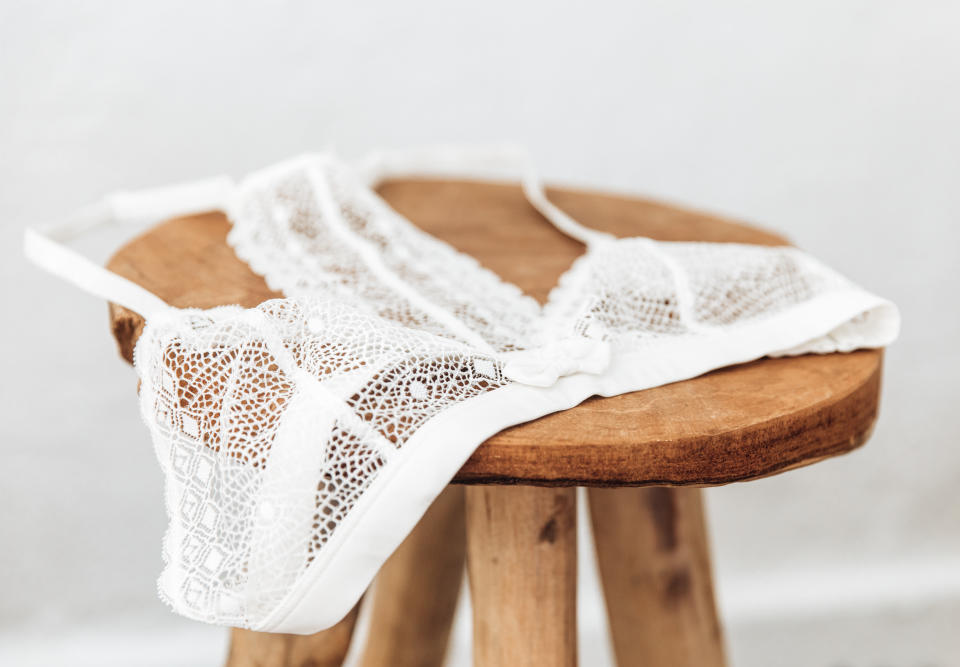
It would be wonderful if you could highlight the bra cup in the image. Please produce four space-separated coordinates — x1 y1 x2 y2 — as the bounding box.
135 311 303 625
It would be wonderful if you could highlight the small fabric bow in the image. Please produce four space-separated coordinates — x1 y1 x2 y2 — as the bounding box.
500 337 612 388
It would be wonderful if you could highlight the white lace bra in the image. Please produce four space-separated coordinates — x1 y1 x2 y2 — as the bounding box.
24 147 900 634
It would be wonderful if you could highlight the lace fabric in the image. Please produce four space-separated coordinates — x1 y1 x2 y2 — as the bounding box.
24 147 900 633
227 155 540 353
136 298 507 626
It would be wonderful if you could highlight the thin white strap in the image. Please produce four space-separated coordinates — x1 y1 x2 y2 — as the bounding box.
24 177 234 319
354 146 615 247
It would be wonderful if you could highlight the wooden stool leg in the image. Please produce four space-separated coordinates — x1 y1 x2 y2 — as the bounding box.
360 486 467 667
224 603 360 667
466 485 578 667
587 487 726 667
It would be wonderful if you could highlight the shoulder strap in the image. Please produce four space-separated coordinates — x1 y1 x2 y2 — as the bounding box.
24 176 234 319
25 147 604 318
353 146 615 247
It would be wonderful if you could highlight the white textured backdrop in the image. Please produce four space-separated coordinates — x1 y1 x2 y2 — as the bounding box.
2 1 958 665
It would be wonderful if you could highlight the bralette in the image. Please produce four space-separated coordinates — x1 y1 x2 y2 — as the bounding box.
25 147 899 633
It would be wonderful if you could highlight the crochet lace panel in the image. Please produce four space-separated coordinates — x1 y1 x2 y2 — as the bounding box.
226 157 883 356
227 158 540 353
138 298 507 626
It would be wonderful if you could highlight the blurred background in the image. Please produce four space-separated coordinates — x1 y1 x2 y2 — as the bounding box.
1 1 957 665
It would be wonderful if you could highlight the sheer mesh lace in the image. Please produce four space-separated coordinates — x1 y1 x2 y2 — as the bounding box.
227 157 539 353
137 298 507 626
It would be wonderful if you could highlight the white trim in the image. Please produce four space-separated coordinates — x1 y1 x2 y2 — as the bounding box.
257 287 898 633
356 145 615 247
306 166 498 354
24 227 173 318
635 237 717 334
23 176 234 318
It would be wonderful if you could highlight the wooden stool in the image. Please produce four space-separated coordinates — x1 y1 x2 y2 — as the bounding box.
106 180 883 667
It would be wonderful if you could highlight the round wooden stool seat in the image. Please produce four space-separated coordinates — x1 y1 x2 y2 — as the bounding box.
107 179 882 487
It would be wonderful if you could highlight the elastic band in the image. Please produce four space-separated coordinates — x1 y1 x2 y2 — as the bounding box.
24 176 234 319
354 146 615 247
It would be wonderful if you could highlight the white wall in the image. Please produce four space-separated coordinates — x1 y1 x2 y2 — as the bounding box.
2 1 958 664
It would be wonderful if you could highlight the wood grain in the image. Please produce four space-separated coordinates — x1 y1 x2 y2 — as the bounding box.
224 603 359 667
588 487 726 666
359 486 466 667
465 485 577 667
106 178 883 486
